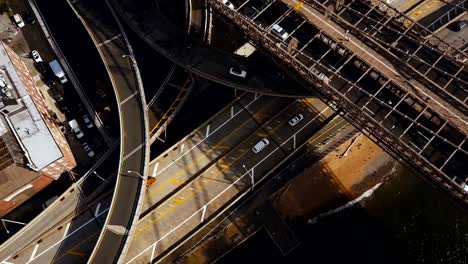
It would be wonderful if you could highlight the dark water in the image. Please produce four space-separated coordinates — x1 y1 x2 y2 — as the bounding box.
221 167 468 264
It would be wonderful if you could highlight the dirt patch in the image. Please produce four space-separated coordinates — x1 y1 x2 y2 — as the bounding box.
275 134 396 220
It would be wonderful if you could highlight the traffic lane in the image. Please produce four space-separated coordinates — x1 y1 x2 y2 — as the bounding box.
261 98 333 154
146 93 261 178
5 198 109 264
141 96 292 212
124 100 333 262
125 136 287 261
112 0 311 97
28 211 108 264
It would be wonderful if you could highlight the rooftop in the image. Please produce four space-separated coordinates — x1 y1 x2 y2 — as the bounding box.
0 43 62 170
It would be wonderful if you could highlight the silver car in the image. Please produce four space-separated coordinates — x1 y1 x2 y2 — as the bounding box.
252 138 269 154
288 113 304 126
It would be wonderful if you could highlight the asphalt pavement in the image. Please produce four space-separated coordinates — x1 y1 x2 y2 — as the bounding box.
109 0 312 97
124 97 334 263
67 0 150 263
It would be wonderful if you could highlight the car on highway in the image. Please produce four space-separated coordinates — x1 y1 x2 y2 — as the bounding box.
30 50 42 63
82 142 95 158
451 20 468 32
288 113 304 126
229 66 247 78
82 115 94 128
222 0 235 9
271 24 289 41
252 138 269 154
12 14 25 28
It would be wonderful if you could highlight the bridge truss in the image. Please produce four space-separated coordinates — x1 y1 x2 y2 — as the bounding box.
207 0 468 202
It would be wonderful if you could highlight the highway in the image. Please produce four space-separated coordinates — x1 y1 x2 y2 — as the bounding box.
109 0 313 97
124 96 334 262
0 145 118 263
207 0 468 201
67 0 150 263
0 93 335 263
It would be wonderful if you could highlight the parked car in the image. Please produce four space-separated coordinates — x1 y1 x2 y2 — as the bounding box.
23 12 36 24
271 24 289 41
222 0 235 10
229 66 247 78
82 143 95 158
252 138 270 154
12 14 25 28
30 50 42 63
68 119 84 139
288 113 304 126
82 115 94 128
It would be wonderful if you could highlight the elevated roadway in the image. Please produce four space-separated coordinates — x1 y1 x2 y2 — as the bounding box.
67 0 150 263
109 0 313 97
124 95 335 263
206 0 468 201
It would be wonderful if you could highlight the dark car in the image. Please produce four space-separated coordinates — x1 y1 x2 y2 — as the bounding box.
23 12 36 24
450 20 468 32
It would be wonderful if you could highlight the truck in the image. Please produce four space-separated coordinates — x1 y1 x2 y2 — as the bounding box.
68 119 84 139
49 60 68 84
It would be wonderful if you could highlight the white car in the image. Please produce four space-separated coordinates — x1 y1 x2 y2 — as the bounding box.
222 0 235 10
13 14 25 28
82 143 95 158
271 24 289 41
30 50 42 63
288 113 304 126
229 66 247 78
82 115 94 128
252 138 269 154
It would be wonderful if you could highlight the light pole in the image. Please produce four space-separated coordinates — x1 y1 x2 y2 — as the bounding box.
127 170 154 180
121 54 136 65
242 164 255 190
1 219 26 234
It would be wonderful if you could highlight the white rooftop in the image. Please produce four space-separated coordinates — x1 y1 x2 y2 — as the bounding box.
0 43 62 170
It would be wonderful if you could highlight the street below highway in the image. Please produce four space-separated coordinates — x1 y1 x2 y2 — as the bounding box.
124 96 334 263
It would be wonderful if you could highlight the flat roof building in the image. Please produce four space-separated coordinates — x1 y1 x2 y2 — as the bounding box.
0 42 76 216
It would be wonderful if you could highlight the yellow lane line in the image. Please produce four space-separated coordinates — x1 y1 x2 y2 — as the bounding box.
149 79 191 135
143 99 281 201
134 101 305 237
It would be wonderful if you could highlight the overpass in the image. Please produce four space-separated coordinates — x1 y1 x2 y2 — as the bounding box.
202 0 468 202
66 0 150 263
109 0 313 97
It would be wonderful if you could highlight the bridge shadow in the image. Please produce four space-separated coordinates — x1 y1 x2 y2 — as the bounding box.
158 122 417 263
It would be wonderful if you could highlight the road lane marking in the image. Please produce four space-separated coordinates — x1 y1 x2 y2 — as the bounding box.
180 144 185 155
0 256 13 264
143 98 284 201
68 250 86 257
127 106 332 262
95 203 101 217
231 106 234 118
97 33 122 47
25 208 109 264
149 95 262 177
152 162 159 176
205 124 210 138
135 101 311 237
30 244 39 261
63 223 71 239
123 144 143 161
150 79 190 135
120 91 138 105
